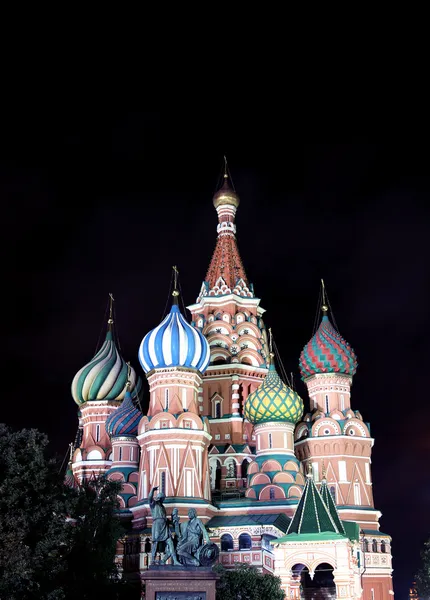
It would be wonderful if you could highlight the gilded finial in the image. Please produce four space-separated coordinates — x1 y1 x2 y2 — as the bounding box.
307 462 313 477
126 361 132 389
223 155 228 178
268 328 275 361
321 279 328 313
68 442 74 463
322 461 327 480
108 293 115 328
172 266 180 298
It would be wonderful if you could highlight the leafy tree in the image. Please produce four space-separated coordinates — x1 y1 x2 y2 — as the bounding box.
416 538 430 599
215 563 285 600
0 424 138 600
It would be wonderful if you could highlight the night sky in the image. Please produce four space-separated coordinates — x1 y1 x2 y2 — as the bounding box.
1 113 429 598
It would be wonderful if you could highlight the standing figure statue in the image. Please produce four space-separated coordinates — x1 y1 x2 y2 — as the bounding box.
149 486 180 565
176 508 211 566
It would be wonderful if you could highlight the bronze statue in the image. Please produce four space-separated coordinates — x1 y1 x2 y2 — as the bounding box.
176 508 213 567
148 486 180 565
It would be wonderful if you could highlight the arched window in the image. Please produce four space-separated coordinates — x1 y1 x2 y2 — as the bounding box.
95 424 100 442
241 460 249 479
160 471 166 495
268 433 272 448
340 394 345 411
363 539 369 552
325 395 329 413
269 487 275 500
372 539 378 552
165 389 169 410
238 533 252 550
221 534 233 552
144 538 151 553
119 447 123 461
380 541 386 553
215 401 221 418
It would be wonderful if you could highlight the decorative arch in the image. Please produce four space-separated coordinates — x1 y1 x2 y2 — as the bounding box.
273 472 294 484
284 460 299 472
248 461 259 475
261 459 282 472
295 424 308 441
288 485 302 498
259 485 286 501
237 348 263 367
250 473 271 486
177 413 202 429
312 419 341 437
86 448 104 460
220 533 233 552
238 532 252 550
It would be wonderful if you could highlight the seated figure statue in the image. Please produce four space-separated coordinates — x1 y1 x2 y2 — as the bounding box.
176 508 211 566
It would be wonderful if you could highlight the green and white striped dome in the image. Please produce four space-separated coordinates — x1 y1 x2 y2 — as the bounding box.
71 330 141 405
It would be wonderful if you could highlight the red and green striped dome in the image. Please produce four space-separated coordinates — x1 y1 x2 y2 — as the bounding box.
299 313 357 380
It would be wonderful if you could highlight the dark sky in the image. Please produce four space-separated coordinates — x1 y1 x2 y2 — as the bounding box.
1 113 429 597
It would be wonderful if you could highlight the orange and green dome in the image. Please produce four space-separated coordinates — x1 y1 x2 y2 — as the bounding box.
244 360 304 425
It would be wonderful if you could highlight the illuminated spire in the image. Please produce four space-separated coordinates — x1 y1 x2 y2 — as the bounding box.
108 293 114 329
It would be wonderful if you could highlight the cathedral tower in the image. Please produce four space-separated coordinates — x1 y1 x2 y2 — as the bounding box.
187 160 268 492
137 275 213 521
70 296 141 482
244 340 305 503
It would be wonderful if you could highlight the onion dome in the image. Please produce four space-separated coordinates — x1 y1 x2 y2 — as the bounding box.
299 306 358 380
244 355 304 425
213 173 240 209
139 292 210 374
71 329 141 406
105 389 141 438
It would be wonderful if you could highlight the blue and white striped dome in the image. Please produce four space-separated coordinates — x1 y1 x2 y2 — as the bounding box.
139 302 210 373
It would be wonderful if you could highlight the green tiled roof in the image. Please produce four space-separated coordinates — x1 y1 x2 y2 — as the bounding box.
320 479 346 535
286 473 340 536
343 520 360 542
207 513 291 533
274 531 346 544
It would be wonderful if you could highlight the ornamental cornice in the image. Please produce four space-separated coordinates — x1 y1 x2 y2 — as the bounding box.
254 422 295 432
306 373 352 388
209 525 284 538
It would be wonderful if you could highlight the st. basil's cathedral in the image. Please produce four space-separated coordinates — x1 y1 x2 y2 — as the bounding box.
67 166 395 599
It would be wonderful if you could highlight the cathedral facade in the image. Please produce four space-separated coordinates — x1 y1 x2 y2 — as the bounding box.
68 169 394 599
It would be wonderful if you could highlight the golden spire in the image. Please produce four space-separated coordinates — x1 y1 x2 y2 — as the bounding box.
321 279 328 313
68 442 74 463
108 293 115 329
223 155 228 178
268 327 275 362
172 265 180 300
126 361 132 389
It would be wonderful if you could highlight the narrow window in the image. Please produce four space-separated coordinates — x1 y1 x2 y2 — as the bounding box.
95 424 100 442
269 488 275 500
371 590 375 600
325 395 329 413
160 471 166 495
365 462 371 484
354 482 361 505
119 447 123 461
268 433 273 448
215 401 221 418
338 461 347 482
130 447 134 462
372 539 378 552
330 486 336 502
313 462 319 482
340 394 345 411
165 389 169 410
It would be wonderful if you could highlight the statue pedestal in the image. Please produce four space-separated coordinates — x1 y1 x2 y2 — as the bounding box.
141 565 219 600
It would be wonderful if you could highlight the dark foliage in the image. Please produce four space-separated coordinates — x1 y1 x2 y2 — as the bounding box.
416 539 430 599
215 563 285 600
0 424 138 600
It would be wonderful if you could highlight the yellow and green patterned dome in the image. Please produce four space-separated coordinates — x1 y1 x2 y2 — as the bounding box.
244 359 304 425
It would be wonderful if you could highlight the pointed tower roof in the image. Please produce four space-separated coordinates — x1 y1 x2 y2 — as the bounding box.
320 470 346 535
197 159 254 301
285 466 342 537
